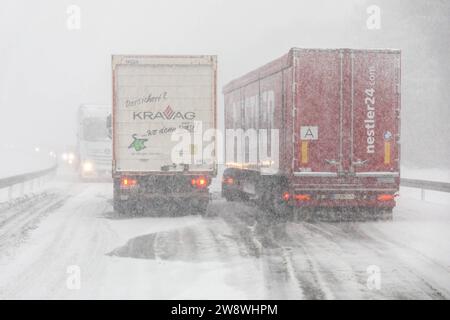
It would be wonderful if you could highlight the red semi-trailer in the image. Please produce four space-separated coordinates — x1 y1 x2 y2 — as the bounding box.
222 48 401 220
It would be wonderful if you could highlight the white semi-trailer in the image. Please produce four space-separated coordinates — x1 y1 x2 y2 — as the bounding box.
112 55 217 215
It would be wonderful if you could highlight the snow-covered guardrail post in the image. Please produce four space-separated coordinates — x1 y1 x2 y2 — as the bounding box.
8 185 13 201
19 182 25 197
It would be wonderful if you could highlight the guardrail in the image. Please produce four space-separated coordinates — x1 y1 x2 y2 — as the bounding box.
0 165 57 201
0 168 447 201
400 178 450 200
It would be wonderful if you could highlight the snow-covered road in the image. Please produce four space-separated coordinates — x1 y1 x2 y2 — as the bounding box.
0 175 449 299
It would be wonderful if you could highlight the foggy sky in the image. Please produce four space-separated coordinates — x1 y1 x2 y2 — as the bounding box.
0 0 449 168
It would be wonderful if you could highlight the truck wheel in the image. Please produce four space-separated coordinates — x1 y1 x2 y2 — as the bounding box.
198 206 208 217
257 190 271 210
224 190 245 202
184 199 208 217
378 208 393 221
223 190 234 202
368 208 393 221
294 208 313 222
115 199 138 216
113 181 123 214
197 200 209 217
113 191 135 216
113 199 126 215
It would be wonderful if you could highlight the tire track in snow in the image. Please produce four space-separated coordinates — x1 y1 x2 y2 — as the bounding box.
300 222 448 299
216 201 309 299
0 192 57 227
260 221 330 300
0 192 69 257
0 183 112 299
346 223 449 299
286 222 369 299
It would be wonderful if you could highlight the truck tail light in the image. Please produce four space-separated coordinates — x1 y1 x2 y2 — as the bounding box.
191 176 208 189
121 177 137 188
282 192 291 201
377 194 394 201
295 194 311 201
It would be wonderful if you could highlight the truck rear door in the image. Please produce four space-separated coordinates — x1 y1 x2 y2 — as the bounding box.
294 50 343 176
350 51 400 176
112 55 217 173
294 49 400 178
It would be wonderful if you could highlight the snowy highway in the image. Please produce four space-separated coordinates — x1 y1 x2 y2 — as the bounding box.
0 171 449 300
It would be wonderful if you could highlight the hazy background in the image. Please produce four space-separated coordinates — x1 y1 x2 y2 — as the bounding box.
0 0 449 168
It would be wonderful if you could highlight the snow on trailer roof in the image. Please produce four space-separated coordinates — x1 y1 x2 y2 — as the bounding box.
111 55 217 70
222 48 401 94
289 47 400 52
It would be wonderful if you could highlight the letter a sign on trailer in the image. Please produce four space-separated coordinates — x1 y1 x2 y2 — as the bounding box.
300 126 318 140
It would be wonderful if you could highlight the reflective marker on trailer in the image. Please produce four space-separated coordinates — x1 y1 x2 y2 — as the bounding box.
301 141 309 164
384 141 391 164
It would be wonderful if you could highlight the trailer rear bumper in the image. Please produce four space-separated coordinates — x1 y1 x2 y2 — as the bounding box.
287 189 398 209
291 198 395 208
116 189 210 214
113 174 212 210
118 191 210 202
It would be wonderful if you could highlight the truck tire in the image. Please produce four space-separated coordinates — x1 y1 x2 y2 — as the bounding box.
377 208 393 221
197 200 209 217
223 190 234 202
113 198 126 215
224 189 247 202
114 197 138 215
113 182 135 216
294 208 314 222
198 205 208 217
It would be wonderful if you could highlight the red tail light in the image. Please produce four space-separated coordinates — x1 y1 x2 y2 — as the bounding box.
191 176 208 189
121 177 137 188
377 194 395 201
294 194 311 201
282 192 291 201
